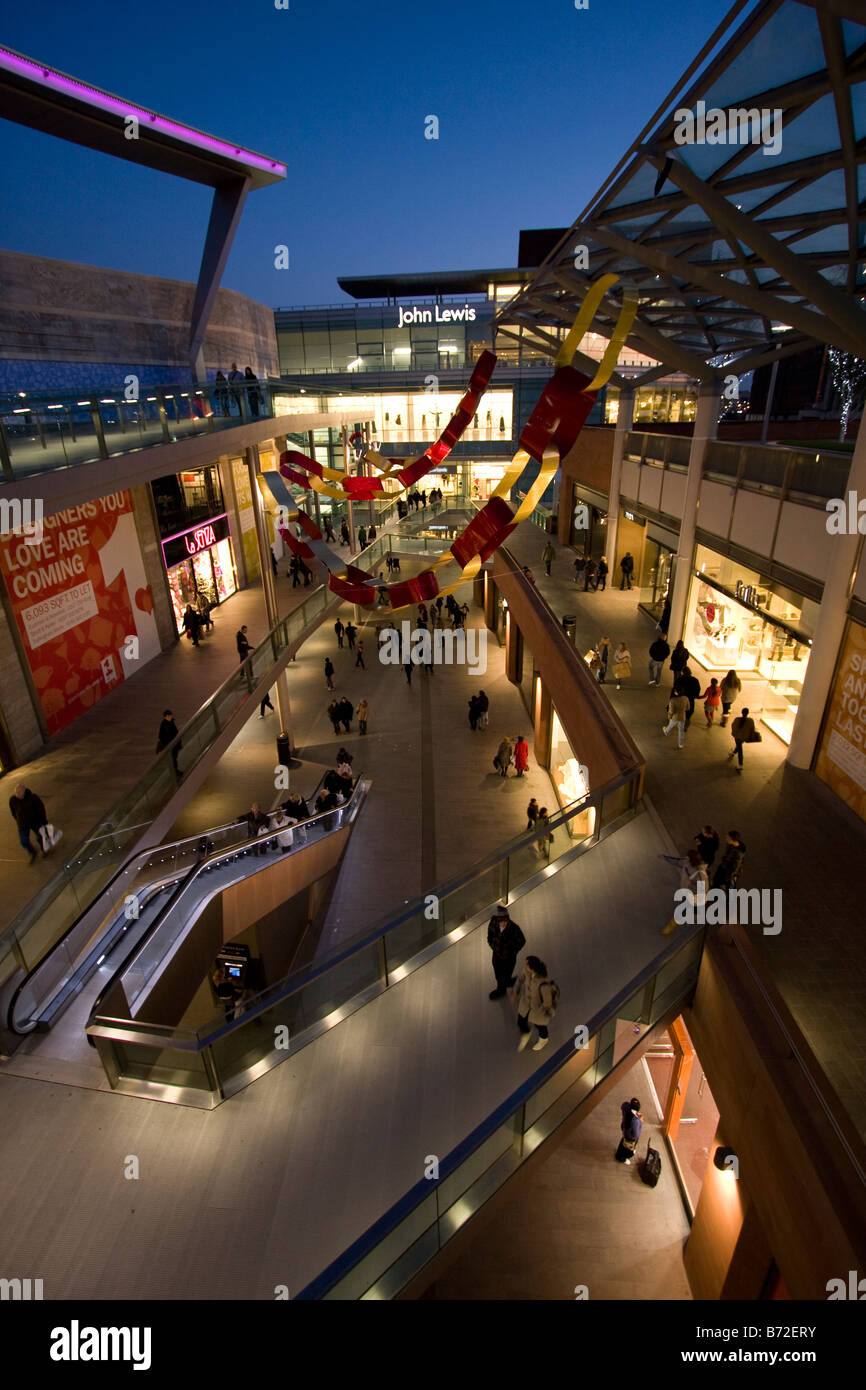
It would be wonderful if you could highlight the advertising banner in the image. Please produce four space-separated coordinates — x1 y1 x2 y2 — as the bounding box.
0 491 161 736
232 457 260 580
815 621 866 821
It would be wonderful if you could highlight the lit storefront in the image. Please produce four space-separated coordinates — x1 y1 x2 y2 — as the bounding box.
162 514 237 630
549 704 595 837
684 544 815 744
570 486 607 559
637 521 677 624
604 381 699 425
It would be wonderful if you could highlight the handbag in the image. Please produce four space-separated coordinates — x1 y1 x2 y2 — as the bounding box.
747 729 762 743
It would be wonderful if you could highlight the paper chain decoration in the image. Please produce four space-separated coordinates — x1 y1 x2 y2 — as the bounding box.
258 275 637 614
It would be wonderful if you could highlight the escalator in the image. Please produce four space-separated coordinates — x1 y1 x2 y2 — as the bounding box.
2 771 337 1040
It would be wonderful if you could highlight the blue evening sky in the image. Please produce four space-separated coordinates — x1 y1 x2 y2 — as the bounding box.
1 0 733 309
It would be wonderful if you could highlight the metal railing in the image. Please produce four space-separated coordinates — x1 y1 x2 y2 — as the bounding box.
84 767 642 1102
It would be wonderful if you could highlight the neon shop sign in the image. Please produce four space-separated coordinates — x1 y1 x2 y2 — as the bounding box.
162 513 230 569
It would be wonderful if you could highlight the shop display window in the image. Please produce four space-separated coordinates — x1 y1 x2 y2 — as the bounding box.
212 538 237 602
550 707 595 838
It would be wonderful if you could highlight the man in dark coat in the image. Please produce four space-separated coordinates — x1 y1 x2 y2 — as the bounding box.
9 784 48 862
619 552 634 589
648 634 670 686
337 696 353 733
712 831 747 889
675 666 702 729
156 709 182 775
487 905 526 1000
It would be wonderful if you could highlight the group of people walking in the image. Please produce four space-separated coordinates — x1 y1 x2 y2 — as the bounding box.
653 637 757 768
487 905 559 1053
660 826 748 934
586 636 631 690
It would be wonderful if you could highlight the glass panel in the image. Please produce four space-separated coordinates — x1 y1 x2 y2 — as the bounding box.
114 1040 212 1091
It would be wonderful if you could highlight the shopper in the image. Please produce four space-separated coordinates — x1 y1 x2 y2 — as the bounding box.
236 625 252 679
596 635 611 685
477 690 489 729
182 604 201 647
468 694 480 730
340 519 350 547
227 363 243 414
334 619 345 649
720 669 742 727
535 807 553 857
355 640 366 670
337 696 353 733
695 824 720 871
345 622 357 651
9 783 49 863
494 736 513 777
214 370 230 417
659 596 672 636
270 807 294 853
289 556 301 588
358 525 367 549
514 955 559 1053
619 551 634 589
323 517 336 543
282 790 310 820
244 366 261 416
260 690 275 718
670 640 689 685
526 797 539 832
728 708 757 773
573 553 587 585
514 735 530 778
702 678 722 726
662 691 689 749
648 633 670 686
584 559 597 592
596 556 609 591
615 1099 643 1164
404 660 413 686
353 698 367 735
612 642 631 690
271 546 278 577
246 802 271 855
196 591 214 632
712 830 747 889
541 540 555 576
486 905 526 1000
324 657 335 691
156 709 182 775
327 700 342 735
676 666 702 729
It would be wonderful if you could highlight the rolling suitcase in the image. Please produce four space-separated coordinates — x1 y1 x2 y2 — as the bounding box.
641 1137 662 1188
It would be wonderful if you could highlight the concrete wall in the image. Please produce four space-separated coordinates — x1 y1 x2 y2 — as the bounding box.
0 250 279 390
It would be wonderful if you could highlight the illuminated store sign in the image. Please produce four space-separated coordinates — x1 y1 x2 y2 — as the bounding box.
397 303 477 328
162 513 230 568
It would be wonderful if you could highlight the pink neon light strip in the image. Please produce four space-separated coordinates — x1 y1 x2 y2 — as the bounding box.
0 45 287 178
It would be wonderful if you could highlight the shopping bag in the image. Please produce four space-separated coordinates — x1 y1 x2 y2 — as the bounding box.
39 824 62 852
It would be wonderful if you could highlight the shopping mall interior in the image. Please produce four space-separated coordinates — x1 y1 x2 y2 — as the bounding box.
0 0 864 1348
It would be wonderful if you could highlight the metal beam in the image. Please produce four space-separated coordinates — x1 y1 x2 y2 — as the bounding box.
188 175 251 382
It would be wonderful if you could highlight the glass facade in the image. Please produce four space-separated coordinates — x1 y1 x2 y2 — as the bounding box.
275 300 494 375
605 381 699 425
639 535 675 622
685 544 815 744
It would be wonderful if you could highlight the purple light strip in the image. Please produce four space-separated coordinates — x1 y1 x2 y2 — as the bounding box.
160 512 228 549
0 45 286 178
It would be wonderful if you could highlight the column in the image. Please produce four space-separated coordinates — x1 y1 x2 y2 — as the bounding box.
787 410 866 769
364 422 375 529
246 446 293 745
667 381 721 643
306 431 322 530
604 386 634 572
342 424 355 548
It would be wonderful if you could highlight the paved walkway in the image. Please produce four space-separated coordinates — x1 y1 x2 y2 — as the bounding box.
508 523 866 1140
0 810 696 1299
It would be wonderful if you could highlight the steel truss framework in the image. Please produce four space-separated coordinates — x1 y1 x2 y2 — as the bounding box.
497 0 866 387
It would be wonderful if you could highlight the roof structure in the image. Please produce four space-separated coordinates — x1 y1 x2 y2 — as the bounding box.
497 0 866 387
0 44 286 189
336 267 535 300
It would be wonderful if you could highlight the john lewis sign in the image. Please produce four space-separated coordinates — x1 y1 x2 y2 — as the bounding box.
397 303 478 328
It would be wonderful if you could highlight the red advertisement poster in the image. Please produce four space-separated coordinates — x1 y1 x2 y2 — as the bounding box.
0 491 161 736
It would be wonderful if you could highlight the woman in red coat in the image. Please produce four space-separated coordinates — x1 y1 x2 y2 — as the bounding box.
514 735 530 778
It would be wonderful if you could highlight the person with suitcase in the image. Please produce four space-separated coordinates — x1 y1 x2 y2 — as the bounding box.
615 1097 643 1164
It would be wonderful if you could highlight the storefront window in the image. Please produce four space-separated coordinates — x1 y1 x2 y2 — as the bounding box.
549 705 595 838
639 537 674 621
685 545 812 744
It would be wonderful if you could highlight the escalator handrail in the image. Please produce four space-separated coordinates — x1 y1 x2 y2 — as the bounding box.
87 779 368 1031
